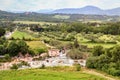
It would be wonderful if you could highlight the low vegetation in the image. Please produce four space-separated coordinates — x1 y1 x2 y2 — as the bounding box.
0 68 107 80
11 30 34 39
0 19 120 78
86 45 120 76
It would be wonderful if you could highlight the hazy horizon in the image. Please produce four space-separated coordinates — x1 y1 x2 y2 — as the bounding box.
0 0 120 11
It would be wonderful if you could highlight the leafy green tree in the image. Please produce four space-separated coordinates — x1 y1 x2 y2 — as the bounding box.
0 45 4 55
0 27 5 37
10 64 18 70
86 57 98 68
67 49 83 59
74 63 81 71
111 45 120 62
7 41 19 56
7 40 29 56
74 39 79 48
17 40 29 55
92 46 104 56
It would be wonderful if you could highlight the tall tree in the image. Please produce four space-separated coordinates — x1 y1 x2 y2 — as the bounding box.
0 27 5 37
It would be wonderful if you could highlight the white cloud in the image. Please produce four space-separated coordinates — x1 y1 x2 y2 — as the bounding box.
0 0 120 11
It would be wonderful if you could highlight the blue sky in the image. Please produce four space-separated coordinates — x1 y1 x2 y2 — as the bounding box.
0 0 120 11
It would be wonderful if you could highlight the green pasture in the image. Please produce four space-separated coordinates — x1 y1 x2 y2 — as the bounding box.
53 15 70 19
26 41 47 49
81 42 116 48
11 31 34 39
14 21 57 25
0 69 107 80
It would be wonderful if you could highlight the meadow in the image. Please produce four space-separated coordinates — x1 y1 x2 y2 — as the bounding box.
81 42 116 48
11 30 34 39
0 69 107 80
11 30 117 49
14 21 57 25
53 15 70 19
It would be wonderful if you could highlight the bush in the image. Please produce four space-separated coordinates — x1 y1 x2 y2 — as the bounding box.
92 46 104 56
74 64 81 71
21 61 30 66
10 64 18 70
107 68 120 76
33 48 47 55
86 57 98 68
67 49 83 59
40 64 45 69
37 48 46 54
49 40 61 46
4 54 11 61
87 45 120 76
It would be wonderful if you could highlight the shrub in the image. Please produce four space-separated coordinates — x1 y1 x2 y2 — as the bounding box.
49 40 61 46
10 64 18 70
67 49 83 59
21 61 30 66
40 64 45 69
74 63 81 71
87 45 120 76
4 54 11 61
107 68 120 76
92 46 104 56
86 57 98 68
37 48 46 54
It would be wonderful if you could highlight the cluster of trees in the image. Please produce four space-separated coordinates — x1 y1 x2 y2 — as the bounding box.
66 39 88 59
0 21 15 32
0 27 5 37
0 40 33 57
83 33 117 43
30 25 44 32
86 45 120 76
33 22 120 35
0 28 33 61
0 21 45 34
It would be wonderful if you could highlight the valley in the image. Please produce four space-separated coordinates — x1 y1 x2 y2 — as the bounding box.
0 2 120 80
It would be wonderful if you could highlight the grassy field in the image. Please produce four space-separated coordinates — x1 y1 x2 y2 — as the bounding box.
11 31 34 39
26 41 48 54
81 42 116 48
0 69 107 80
11 30 116 49
14 21 57 25
53 15 70 19
76 34 117 48
27 41 47 49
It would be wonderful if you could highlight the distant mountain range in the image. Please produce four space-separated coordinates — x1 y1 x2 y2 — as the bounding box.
37 9 54 13
5 6 120 16
37 6 120 16
0 9 120 22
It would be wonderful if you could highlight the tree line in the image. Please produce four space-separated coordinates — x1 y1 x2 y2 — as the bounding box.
86 45 120 76
36 22 120 35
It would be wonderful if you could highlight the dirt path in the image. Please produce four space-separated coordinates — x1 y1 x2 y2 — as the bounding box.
5 27 17 38
42 41 55 49
83 69 117 80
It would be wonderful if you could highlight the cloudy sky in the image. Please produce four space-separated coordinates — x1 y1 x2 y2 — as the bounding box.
0 0 120 11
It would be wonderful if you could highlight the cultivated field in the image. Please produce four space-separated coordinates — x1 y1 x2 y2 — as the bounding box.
53 15 70 19
27 41 47 49
14 21 57 25
81 42 116 48
11 31 34 39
